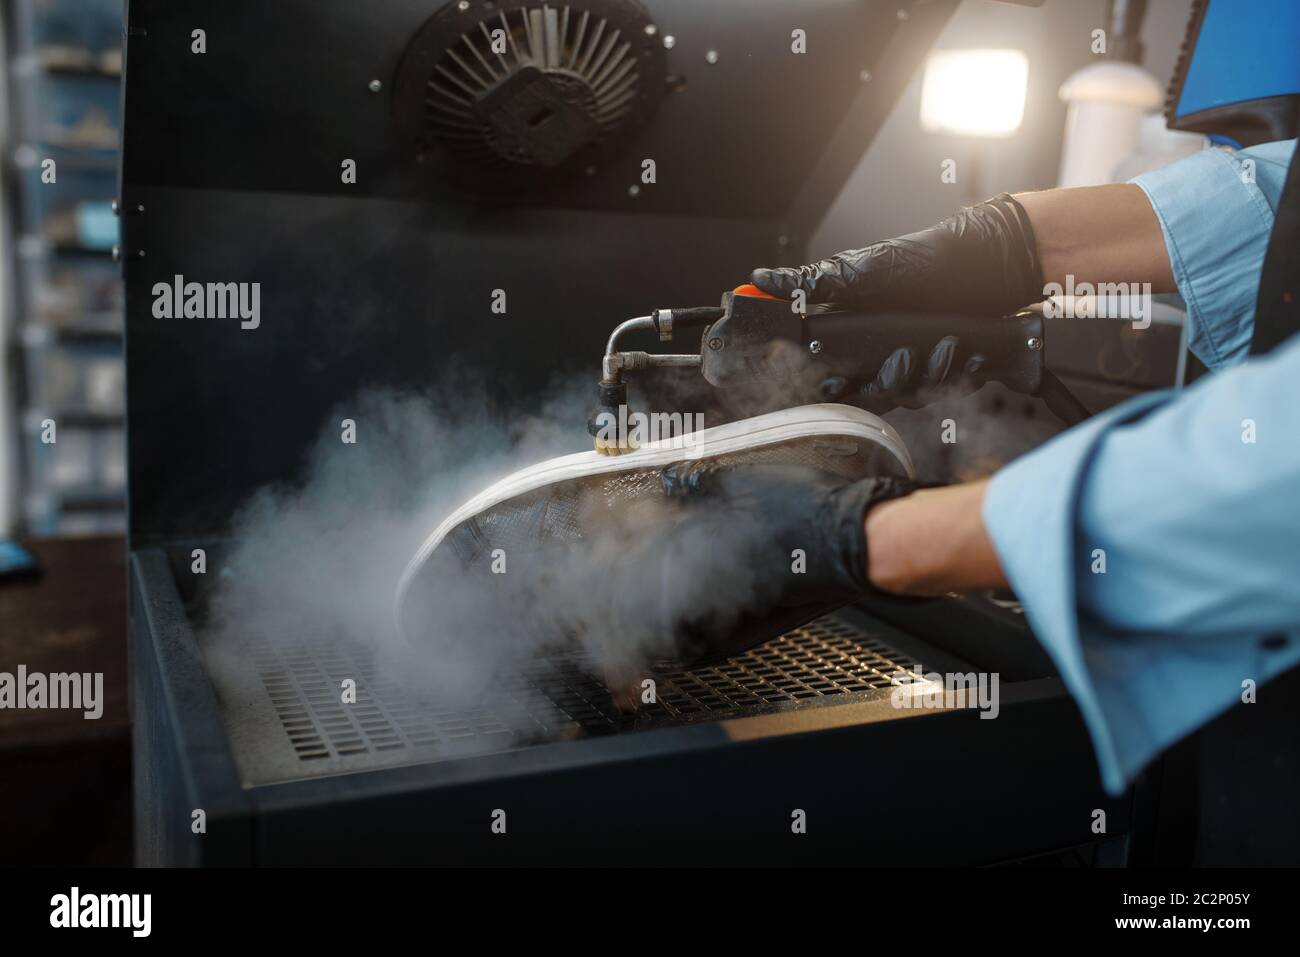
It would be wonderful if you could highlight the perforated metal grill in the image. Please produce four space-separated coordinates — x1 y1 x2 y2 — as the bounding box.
249 614 917 769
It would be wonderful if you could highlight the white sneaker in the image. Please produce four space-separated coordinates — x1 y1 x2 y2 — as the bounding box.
394 404 913 663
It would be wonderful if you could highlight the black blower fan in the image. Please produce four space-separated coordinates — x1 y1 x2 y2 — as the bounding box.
394 0 668 179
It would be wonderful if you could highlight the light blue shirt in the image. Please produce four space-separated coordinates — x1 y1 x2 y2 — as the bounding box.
982 139 1299 795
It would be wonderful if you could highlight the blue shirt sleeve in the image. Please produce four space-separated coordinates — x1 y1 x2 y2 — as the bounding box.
1130 139 1295 369
983 140 1300 795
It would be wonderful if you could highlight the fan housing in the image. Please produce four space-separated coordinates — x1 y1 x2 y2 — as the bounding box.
394 1 668 177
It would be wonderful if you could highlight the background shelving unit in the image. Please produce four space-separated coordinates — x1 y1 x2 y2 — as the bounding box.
2 0 124 536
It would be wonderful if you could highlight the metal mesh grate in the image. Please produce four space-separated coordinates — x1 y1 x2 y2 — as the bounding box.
252 614 917 765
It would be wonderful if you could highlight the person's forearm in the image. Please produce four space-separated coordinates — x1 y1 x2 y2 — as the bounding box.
865 480 1008 595
1013 184 1176 294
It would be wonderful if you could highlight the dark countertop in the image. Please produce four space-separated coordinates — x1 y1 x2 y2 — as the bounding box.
0 534 132 865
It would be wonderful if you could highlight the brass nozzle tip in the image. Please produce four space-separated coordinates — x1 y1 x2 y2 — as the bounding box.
593 435 637 456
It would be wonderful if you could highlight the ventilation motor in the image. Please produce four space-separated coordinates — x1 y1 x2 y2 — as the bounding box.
394 0 668 176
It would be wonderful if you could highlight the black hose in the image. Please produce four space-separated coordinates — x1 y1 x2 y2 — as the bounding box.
1036 370 1091 427
669 306 726 328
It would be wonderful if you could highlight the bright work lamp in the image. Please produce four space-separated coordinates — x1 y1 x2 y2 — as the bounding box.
920 49 1029 138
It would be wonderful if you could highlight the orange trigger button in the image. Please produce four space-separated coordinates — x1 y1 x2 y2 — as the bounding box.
731 283 782 301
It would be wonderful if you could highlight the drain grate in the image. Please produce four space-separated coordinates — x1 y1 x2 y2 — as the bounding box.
250 614 918 767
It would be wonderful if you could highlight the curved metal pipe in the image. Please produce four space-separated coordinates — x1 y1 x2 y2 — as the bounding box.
605 315 656 358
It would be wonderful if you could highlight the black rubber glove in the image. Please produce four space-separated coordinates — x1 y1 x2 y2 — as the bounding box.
630 462 918 666
858 336 987 415
750 193 1043 317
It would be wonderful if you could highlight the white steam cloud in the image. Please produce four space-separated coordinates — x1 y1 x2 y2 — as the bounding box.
200 375 764 719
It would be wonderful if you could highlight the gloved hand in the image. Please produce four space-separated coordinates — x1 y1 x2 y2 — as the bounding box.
402 460 919 707
750 193 1044 315
751 194 1042 414
856 335 986 415
617 462 919 666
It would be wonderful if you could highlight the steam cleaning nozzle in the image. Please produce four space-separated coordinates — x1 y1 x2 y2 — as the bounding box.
589 381 634 455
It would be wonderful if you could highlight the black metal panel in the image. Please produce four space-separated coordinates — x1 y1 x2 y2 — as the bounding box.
121 0 953 218
130 550 250 866
245 687 1125 866
121 187 781 541
782 0 958 242
119 0 960 543
129 547 1129 866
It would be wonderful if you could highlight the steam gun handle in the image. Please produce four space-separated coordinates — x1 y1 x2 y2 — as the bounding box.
804 310 1045 395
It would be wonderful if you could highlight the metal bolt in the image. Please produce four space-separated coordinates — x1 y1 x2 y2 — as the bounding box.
1026 337 1043 351
663 35 676 50
777 234 790 247
705 49 718 64
644 24 657 37
859 69 872 82
628 184 641 198
809 340 823 355
707 337 724 351
368 79 383 93
457 1 470 10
